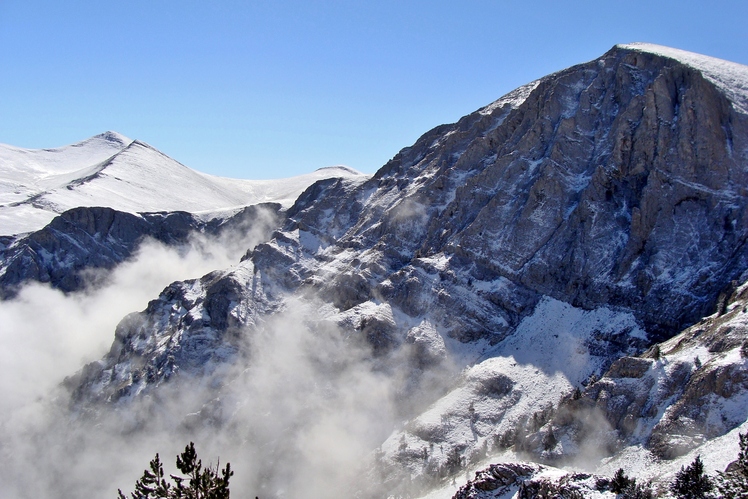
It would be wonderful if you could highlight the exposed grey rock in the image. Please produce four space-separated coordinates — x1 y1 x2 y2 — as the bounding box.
454 462 539 498
452 462 610 499
606 357 653 379
68 260 282 405
541 282 748 462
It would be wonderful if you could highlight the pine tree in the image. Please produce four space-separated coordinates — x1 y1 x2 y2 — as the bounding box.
118 442 233 499
670 455 714 499
118 454 171 499
443 446 463 476
571 387 582 400
611 468 633 494
172 442 232 499
621 481 653 499
542 428 557 451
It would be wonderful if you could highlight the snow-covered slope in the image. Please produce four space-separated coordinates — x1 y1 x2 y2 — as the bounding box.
0 132 366 235
0 131 132 194
373 298 648 496
416 280 748 499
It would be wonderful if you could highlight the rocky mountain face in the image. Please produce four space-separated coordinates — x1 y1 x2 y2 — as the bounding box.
4 43 748 498
227 41 748 352
539 280 748 463
452 462 622 499
0 204 281 297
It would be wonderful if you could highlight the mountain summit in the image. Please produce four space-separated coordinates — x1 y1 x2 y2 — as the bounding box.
3 44 748 499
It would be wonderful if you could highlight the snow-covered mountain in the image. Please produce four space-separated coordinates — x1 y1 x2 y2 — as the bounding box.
3 43 748 499
0 131 363 235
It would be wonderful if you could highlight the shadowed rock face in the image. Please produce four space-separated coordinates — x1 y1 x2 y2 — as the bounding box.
1 207 192 296
0 204 282 297
452 54 745 339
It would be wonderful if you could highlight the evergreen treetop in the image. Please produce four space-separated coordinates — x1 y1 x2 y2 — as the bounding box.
118 442 233 499
669 455 714 499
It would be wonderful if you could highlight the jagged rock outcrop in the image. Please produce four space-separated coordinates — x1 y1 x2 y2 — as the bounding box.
452 462 615 499
67 261 282 405
452 462 540 499
532 279 748 463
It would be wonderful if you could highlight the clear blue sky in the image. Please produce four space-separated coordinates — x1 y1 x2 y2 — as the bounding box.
1 1 747 179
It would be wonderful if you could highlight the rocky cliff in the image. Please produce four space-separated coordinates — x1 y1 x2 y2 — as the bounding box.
0 204 281 297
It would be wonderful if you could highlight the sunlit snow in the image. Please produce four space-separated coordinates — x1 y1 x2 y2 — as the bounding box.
0 132 368 235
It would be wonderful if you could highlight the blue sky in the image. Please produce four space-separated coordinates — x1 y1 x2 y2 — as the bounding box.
1 1 747 179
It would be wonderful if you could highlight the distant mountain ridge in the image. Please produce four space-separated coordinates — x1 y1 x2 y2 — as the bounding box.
0 132 366 235
0 132 367 296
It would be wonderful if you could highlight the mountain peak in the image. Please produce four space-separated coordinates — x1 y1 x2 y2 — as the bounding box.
90 130 132 147
616 42 735 61
66 131 133 152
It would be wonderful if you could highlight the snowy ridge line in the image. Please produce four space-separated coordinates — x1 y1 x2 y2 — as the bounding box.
478 80 541 116
0 132 369 235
